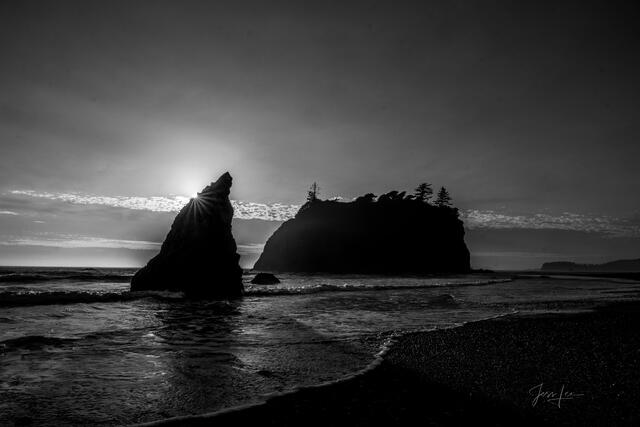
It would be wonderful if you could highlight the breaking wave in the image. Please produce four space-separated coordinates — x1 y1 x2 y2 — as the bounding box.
244 278 512 296
0 270 134 284
0 290 183 307
0 278 511 307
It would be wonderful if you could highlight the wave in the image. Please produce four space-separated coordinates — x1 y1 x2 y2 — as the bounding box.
0 279 511 307
0 271 133 283
244 278 513 296
0 290 184 307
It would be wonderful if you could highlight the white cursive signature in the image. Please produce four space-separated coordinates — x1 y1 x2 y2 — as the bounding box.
529 383 584 408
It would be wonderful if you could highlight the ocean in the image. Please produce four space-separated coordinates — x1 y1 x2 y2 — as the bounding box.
1 267 639 425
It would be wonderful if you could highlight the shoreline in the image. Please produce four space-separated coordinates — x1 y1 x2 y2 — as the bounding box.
133 311 516 427
134 301 640 426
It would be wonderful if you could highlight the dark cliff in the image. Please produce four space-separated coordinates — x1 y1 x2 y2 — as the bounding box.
254 197 471 274
130 172 243 297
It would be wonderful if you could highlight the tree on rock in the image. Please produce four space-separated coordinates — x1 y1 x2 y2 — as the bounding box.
354 193 376 203
307 182 320 202
378 190 405 203
434 187 452 207
414 183 433 202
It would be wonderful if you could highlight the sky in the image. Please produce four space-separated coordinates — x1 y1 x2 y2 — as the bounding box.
1 0 639 269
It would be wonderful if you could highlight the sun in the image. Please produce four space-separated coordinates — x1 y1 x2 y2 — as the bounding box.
179 179 202 199
176 173 207 199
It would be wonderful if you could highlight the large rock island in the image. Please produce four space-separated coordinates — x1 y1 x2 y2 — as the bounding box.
254 192 471 274
130 172 243 297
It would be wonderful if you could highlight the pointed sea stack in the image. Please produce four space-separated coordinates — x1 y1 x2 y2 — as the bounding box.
130 172 243 297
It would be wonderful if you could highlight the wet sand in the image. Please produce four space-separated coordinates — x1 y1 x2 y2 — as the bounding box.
140 301 640 426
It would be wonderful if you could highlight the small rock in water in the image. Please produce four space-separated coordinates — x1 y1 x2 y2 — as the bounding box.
250 273 280 285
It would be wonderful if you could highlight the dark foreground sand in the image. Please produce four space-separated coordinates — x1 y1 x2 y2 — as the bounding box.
142 302 640 426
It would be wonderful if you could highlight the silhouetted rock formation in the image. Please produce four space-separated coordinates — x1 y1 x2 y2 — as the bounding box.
254 196 471 274
130 172 243 297
250 273 280 285
542 258 640 272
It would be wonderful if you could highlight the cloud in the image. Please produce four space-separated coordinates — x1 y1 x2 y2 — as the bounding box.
463 209 640 237
6 189 640 238
0 235 161 250
9 190 189 212
9 190 299 222
232 201 299 221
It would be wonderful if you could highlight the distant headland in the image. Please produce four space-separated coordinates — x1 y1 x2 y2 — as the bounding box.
541 258 640 273
254 183 471 274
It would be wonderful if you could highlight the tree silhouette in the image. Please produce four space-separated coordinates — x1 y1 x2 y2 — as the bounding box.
434 187 452 207
307 182 320 202
414 183 433 202
354 193 376 203
378 190 405 202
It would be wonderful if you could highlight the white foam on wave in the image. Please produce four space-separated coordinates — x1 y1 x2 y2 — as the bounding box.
0 289 184 307
244 278 514 296
0 279 512 306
